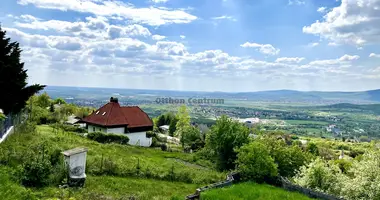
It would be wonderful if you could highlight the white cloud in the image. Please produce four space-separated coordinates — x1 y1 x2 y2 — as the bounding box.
369 53 380 58
288 0 305 5
180 35 186 39
303 0 380 46
211 15 236 21
308 54 359 66
275 57 305 63
151 0 168 3
152 35 166 40
14 15 151 39
308 42 319 47
317 7 327 13
17 0 197 26
240 42 280 55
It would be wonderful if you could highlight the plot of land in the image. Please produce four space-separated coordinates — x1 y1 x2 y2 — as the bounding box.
201 182 312 200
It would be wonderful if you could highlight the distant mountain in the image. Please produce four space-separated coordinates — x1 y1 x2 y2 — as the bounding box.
43 86 380 104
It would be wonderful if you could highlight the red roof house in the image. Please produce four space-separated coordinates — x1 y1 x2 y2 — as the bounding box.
80 97 153 146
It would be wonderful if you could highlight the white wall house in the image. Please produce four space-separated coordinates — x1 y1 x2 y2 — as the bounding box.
87 124 152 147
82 98 153 148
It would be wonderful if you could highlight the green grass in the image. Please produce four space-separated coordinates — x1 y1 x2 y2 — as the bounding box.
1 125 224 184
34 175 197 200
201 182 313 200
0 125 226 199
0 166 197 200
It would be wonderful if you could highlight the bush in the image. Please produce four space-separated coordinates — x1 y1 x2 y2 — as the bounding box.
334 159 352 174
87 132 129 145
61 124 87 133
161 144 168 151
20 159 53 187
293 158 342 195
146 131 156 138
236 142 278 183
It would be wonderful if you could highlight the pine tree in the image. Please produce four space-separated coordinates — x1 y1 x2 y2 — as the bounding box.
0 26 45 115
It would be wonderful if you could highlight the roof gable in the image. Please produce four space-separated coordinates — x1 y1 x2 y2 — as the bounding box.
82 99 153 128
122 106 153 128
82 102 129 126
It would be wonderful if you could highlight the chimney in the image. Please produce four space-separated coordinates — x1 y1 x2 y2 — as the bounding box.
110 97 119 103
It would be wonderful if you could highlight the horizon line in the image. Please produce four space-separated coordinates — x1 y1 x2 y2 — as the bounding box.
43 85 380 94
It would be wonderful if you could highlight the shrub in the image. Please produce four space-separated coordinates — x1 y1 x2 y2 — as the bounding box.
61 125 87 133
334 159 352 174
20 159 53 187
87 132 129 145
146 131 156 138
306 142 319 156
293 158 342 194
161 144 168 151
236 142 278 183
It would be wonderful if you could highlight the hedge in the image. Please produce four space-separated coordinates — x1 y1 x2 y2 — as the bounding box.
87 132 129 145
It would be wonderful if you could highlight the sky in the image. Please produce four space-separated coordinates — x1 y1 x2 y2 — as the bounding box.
1 0 380 92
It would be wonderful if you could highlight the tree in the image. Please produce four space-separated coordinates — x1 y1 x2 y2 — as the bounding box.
0 27 45 114
53 98 66 105
180 126 204 150
306 142 319 156
36 92 51 108
175 105 191 138
206 115 250 171
236 142 278 182
169 118 177 137
49 103 55 113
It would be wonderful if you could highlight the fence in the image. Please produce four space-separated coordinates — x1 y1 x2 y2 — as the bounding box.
0 110 28 142
279 177 344 200
186 172 240 200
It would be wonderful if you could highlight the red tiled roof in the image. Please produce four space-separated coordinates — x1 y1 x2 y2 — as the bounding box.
122 106 153 128
81 102 153 128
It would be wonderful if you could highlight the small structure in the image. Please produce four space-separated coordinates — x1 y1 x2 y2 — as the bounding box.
159 125 170 133
339 150 344 159
62 147 88 187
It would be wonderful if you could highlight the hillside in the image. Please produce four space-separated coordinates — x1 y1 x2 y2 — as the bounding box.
0 125 224 200
44 86 380 104
202 182 312 200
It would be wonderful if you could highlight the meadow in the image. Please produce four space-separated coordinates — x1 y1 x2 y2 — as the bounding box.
0 125 224 199
201 182 312 200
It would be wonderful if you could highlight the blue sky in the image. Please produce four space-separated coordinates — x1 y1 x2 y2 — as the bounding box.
1 0 380 92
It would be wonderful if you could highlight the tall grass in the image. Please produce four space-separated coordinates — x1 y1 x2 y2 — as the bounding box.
201 182 312 200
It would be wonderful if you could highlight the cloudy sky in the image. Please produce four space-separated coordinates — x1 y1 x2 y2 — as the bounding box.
1 0 380 92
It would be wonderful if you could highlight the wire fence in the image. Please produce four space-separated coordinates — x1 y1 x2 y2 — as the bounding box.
0 110 28 140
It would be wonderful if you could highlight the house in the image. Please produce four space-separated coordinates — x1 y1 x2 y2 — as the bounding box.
80 97 153 147
159 125 170 133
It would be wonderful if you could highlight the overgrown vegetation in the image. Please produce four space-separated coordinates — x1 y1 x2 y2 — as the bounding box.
87 132 130 145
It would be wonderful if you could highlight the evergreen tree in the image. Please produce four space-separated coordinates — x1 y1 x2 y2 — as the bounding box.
0 26 45 114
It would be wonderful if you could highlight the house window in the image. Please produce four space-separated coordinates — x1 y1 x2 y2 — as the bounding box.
93 127 95 132
102 112 106 116
96 111 100 114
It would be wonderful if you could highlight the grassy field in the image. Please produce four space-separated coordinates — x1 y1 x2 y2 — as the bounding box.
2 125 224 184
0 125 226 199
0 165 197 200
201 182 312 200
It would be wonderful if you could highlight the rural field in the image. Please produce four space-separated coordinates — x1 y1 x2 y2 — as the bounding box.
0 124 316 200
202 182 313 200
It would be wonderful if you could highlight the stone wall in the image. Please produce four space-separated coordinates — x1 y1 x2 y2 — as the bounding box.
185 172 240 200
185 174 343 200
279 177 344 200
